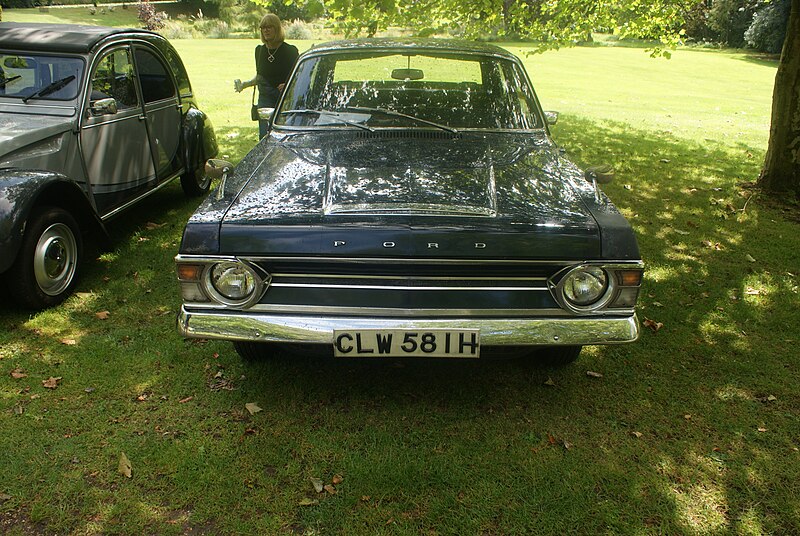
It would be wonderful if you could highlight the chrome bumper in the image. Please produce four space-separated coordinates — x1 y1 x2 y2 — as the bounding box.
177 306 640 346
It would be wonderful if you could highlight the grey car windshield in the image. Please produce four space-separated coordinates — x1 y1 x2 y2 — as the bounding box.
0 53 84 101
276 51 543 130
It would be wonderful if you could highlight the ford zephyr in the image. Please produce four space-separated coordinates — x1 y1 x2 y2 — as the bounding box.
175 39 643 365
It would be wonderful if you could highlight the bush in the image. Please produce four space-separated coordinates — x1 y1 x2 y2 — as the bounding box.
707 0 758 48
285 19 314 40
138 0 168 31
744 0 791 54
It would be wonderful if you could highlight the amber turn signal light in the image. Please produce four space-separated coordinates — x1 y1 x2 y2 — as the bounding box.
177 264 203 281
619 270 643 286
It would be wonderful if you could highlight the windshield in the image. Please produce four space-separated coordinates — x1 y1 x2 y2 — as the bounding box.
276 51 543 131
0 53 84 101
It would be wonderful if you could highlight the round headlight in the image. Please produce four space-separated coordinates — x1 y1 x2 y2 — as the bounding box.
563 266 608 306
210 262 257 300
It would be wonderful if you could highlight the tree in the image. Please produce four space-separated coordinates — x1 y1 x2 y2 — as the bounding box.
758 0 800 197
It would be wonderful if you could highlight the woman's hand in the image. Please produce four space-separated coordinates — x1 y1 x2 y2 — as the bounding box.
234 79 244 93
277 83 286 92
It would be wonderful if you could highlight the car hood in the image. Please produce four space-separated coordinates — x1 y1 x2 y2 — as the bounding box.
225 133 594 224
0 112 75 160
206 132 603 258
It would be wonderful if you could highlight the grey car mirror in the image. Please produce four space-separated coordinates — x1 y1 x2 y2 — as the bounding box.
89 97 118 116
257 107 275 122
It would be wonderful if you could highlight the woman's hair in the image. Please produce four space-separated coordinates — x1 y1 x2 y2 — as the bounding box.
259 13 285 44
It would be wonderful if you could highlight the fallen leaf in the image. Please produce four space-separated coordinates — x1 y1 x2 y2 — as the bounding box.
332 474 343 485
0 493 12 502
562 440 573 450
118 452 132 478
245 402 262 415
324 484 337 494
632 431 643 438
10 368 27 379
586 371 603 378
361 495 371 502
13 405 23 415
652 301 664 307
757 427 767 433
298 498 318 506
744 287 761 296
95 311 111 320
145 222 165 230
84 387 96 393
643 318 664 332
660 158 670 163
179 396 194 403
544 377 556 386
767 395 777 402
42 377 62 389
310 477 324 493
60 338 77 346
684 414 692 420
745 254 756 263
547 433 557 445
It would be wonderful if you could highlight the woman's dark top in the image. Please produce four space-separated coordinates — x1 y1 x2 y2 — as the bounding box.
255 42 299 90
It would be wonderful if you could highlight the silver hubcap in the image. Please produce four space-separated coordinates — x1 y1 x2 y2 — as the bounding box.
33 223 78 296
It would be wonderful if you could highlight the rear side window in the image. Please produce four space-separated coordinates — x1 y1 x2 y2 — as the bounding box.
157 44 192 98
134 47 176 103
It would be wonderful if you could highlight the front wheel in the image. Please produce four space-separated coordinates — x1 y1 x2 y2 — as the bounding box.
180 165 211 197
7 207 83 309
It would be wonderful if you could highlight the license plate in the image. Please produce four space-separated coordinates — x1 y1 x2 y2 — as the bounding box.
333 329 480 358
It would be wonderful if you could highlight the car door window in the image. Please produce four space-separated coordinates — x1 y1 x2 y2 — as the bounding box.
91 48 138 108
134 48 176 103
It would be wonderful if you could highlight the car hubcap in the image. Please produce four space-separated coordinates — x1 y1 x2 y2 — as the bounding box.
33 223 77 296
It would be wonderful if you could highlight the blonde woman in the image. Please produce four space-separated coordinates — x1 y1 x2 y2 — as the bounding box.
235 14 299 138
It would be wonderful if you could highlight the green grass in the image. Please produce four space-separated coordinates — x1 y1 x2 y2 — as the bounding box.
1 34 799 535
2 6 141 27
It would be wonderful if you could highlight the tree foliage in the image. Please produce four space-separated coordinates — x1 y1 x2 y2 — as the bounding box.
325 0 692 50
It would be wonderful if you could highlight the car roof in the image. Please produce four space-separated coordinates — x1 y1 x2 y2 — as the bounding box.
307 38 517 59
0 22 158 54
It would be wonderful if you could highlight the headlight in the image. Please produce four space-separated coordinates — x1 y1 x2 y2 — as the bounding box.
563 266 608 306
209 262 257 302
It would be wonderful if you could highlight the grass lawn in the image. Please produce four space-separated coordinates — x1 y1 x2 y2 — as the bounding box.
1 31 799 535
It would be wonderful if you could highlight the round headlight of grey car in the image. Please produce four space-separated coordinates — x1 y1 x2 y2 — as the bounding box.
562 266 609 307
209 262 257 301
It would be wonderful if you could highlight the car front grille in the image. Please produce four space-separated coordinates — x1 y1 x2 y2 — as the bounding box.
243 256 571 317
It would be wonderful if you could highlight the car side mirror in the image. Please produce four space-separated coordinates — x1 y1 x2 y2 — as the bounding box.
205 158 233 181
544 111 558 126
585 165 614 185
89 97 118 116
257 107 275 122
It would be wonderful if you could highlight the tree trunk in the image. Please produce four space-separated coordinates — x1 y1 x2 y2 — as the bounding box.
758 0 800 197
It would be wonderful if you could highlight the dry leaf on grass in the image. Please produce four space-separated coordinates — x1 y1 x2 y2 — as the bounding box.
42 377 62 389
632 431 643 439
95 311 110 320
324 484 337 494
179 396 194 403
643 318 664 332
60 338 77 346
298 498 318 506
118 452 132 478
332 474 343 485
310 477 324 493
586 371 603 378
10 368 27 379
245 402 262 415
145 222 165 230
544 377 556 386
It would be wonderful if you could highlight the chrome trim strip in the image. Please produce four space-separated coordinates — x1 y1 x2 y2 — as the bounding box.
271 273 548 282
177 254 642 267
269 282 547 291
177 307 640 346
247 304 572 316
100 170 183 220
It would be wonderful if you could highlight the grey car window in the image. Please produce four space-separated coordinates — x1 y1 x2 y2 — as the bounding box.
90 48 138 109
134 47 176 103
0 53 83 100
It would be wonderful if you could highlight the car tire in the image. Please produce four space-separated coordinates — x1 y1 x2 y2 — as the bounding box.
7 207 83 310
538 346 582 366
180 165 211 197
233 341 276 360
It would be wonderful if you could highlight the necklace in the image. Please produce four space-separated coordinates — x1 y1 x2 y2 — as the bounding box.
266 43 280 63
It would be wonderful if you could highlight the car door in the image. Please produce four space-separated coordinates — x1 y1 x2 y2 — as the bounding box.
80 45 155 217
133 45 182 182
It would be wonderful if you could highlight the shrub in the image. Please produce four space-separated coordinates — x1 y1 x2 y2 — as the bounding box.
192 18 231 38
744 0 791 54
285 19 314 40
138 0 168 31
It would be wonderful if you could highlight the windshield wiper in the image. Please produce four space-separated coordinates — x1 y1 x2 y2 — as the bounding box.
22 75 76 103
0 74 22 89
341 106 458 133
280 109 374 131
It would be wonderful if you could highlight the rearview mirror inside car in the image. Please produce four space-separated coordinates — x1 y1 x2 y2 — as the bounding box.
391 68 424 81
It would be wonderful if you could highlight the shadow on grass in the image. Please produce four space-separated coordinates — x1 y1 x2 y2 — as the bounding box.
1 120 797 533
